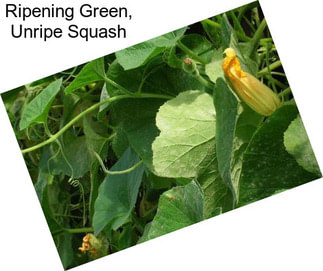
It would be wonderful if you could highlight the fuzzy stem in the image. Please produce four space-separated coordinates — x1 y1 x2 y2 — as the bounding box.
196 74 214 89
176 40 207 65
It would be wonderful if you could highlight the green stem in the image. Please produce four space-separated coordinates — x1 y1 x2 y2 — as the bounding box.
259 38 273 45
52 227 94 237
21 93 172 154
242 15 256 32
63 65 78 84
104 77 133 95
265 42 277 94
196 74 214 89
201 19 221 29
269 71 286 77
94 151 143 175
43 122 52 137
257 60 282 76
247 19 267 57
107 133 116 141
265 75 287 89
176 40 207 65
51 104 64 109
278 87 291 98
64 227 94 234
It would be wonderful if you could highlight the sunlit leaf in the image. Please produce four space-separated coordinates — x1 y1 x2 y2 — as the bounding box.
284 115 321 176
139 180 203 242
152 90 216 178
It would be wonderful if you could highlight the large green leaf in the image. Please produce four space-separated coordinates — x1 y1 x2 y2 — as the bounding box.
213 78 262 202
284 115 321 176
19 79 62 130
116 27 186 70
64 58 105 94
197 155 233 218
238 105 319 206
139 180 203 242
214 78 241 199
152 90 216 178
93 148 145 235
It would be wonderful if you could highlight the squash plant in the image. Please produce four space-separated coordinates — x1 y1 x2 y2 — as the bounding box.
1 2 321 269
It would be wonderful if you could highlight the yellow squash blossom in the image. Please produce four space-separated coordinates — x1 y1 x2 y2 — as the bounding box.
78 233 109 258
222 48 282 116
79 234 98 255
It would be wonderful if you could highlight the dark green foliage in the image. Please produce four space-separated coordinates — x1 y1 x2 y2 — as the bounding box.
1 2 320 270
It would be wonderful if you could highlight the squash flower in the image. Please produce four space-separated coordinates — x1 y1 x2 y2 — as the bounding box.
222 48 282 116
78 233 108 257
79 234 98 255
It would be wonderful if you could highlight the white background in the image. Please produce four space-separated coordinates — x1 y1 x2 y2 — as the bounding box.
0 0 322 270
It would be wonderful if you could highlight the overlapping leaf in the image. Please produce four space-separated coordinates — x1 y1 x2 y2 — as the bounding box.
152 90 216 178
111 99 164 169
64 57 105 94
93 148 145 235
197 155 234 218
41 132 92 178
110 67 208 169
239 105 318 206
139 180 203 243
284 115 321 176
213 78 262 202
116 27 186 70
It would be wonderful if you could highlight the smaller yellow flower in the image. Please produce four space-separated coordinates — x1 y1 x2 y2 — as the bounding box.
78 233 109 258
78 234 98 255
222 48 282 116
